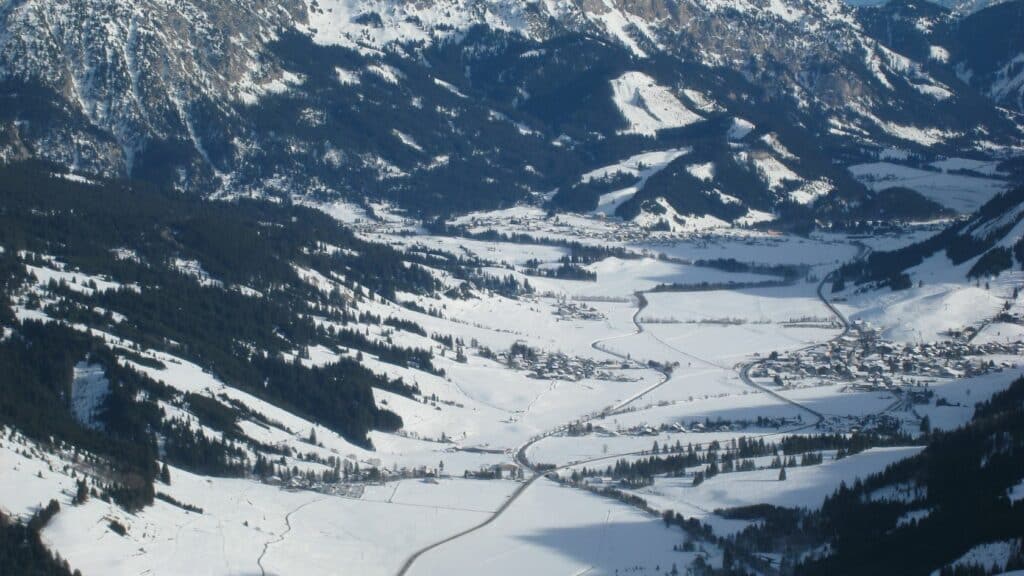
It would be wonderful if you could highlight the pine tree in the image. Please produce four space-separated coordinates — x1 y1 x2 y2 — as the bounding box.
160 462 171 485
779 466 787 481
73 479 89 505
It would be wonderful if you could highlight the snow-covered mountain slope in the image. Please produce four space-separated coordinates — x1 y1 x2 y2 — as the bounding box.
844 0 1008 16
0 0 307 184
836 184 1024 291
3 154 1023 576
0 0 1021 225
948 0 1024 113
921 0 1012 15
856 0 1024 114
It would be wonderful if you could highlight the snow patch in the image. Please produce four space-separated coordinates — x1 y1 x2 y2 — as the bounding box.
335 67 361 86
849 161 1007 213
728 118 756 141
172 258 222 288
761 133 796 159
933 540 1023 576
633 197 730 233
1009 479 1024 504
367 64 402 85
737 151 802 191
790 179 834 205
610 72 702 136
586 148 690 215
393 130 423 152
686 162 715 182
929 45 950 64
433 77 467 98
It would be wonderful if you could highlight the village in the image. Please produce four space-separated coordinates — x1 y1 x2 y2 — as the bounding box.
749 320 1022 392
478 340 638 382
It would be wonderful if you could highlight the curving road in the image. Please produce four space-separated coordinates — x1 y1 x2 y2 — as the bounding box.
733 273 844 427
735 246 871 429
591 291 677 415
397 262 858 576
398 293 669 576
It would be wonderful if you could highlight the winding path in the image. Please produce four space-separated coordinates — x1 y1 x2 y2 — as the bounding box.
397 264 857 576
397 293 667 576
733 244 873 428
591 291 677 414
258 498 324 576
733 273 845 427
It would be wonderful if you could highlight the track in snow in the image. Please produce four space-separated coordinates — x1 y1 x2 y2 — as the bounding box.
257 498 323 576
397 265 858 576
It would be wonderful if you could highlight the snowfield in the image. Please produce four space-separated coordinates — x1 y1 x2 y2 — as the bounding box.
849 161 1008 213
626 446 924 529
588 148 690 215
405 479 700 576
610 72 703 136
3 209 1022 576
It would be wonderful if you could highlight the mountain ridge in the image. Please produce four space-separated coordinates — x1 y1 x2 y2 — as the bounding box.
0 0 1020 227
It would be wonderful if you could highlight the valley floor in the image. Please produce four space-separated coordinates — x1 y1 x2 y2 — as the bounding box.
3 206 1021 576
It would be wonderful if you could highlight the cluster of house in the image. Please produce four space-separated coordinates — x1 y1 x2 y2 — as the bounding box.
464 462 522 480
450 213 628 242
277 456 473 495
499 348 634 382
752 322 1020 391
553 300 606 321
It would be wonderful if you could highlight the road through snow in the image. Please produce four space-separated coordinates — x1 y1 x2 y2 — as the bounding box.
397 270 854 576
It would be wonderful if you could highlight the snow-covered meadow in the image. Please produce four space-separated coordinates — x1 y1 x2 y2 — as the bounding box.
3 205 1021 576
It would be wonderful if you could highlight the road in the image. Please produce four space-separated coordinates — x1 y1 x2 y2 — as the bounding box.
732 273 846 427
398 291 670 576
733 245 874 429
397 265 857 576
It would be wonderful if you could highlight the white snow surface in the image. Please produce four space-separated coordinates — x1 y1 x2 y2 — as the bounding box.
727 118 756 140
849 162 1008 213
4 213 1023 576
610 72 702 136
933 540 1023 575
628 446 922 524
406 479 697 576
587 148 690 215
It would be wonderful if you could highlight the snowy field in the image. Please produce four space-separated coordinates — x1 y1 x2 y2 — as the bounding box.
3 211 1022 576
0 434 519 576
848 161 1008 213
405 479 703 576
625 446 924 531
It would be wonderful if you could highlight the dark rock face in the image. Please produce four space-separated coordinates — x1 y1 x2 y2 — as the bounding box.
0 0 1019 223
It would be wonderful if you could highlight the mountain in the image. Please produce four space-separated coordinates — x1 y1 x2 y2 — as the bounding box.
949 0 1024 113
0 0 1021 228
836 183 1024 290
0 160 450 466
916 0 1011 15
856 0 1024 114
845 0 1011 20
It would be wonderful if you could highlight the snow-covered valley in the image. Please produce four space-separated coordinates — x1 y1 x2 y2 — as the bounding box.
1 0 1024 566
3 182 1023 575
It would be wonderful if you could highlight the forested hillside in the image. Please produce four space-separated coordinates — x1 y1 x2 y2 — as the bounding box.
703 376 1024 575
0 161 464 515
836 184 1024 290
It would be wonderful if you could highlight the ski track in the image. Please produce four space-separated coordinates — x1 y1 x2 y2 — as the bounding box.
257 498 324 576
